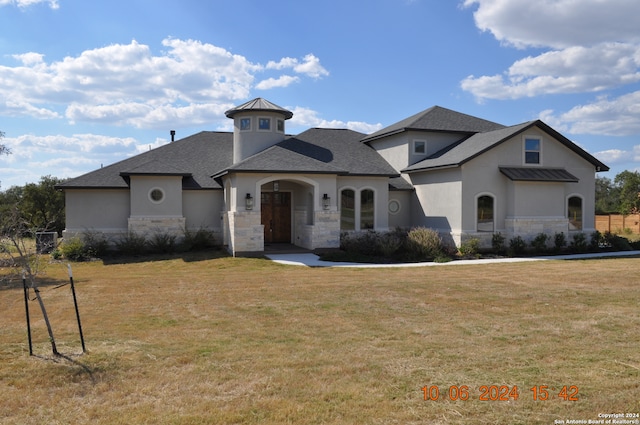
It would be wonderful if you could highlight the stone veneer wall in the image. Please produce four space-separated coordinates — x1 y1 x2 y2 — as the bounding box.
227 211 264 255
293 210 341 250
128 216 186 237
311 210 341 249
505 217 569 242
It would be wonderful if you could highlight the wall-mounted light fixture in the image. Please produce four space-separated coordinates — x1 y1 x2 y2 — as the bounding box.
322 193 330 210
273 181 279 192
245 193 254 210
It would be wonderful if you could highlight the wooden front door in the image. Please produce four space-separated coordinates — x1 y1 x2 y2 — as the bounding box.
261 192 291 244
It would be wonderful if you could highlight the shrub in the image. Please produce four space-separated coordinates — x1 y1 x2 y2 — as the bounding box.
148 231 177 254
530 233 549 253
340 231 381 257
378 228 406 257
459 238 480 258
609 235 633 251
182 227 216 251
115 232 147 256
589 231 603 251
554 232 567 252
406 227 443 260
570 233 588 253
507 236 526 257
491 232 506 254
60 237 90 261
83 229 110 257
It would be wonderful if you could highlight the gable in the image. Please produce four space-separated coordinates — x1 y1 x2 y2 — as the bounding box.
403 120 608 174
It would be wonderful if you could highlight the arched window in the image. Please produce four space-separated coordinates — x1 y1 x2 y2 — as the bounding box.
360 189 375 230
340 189 355 231
568 196 582 230
477 195 494 232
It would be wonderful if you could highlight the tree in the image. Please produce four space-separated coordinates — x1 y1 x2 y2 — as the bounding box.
0 130 9 156
613 170 640 214
1 206 59 356
21 176 67 234
595 176 619 214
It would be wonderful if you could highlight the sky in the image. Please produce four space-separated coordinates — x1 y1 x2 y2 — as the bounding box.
1 0 640 190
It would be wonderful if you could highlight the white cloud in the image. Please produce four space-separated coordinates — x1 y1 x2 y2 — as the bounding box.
460 0 640 138
462 0 640 49
289 107 382 134
0 0 59 9
0 38 329 129
255 75 300 90
539 91 640 136
266 54 329 79
462 43 640 100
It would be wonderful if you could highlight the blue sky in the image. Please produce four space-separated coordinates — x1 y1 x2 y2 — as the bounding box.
1 0 640 189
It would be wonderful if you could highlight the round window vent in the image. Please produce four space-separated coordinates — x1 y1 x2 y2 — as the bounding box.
150 188 164 203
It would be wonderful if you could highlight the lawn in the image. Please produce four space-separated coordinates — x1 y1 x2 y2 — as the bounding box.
1 252 639 424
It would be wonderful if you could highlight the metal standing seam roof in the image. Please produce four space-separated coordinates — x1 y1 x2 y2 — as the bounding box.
224 97 293 120
499 167 579 182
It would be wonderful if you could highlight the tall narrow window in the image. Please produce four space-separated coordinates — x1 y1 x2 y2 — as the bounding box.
340 189 355 231
524 138 541 164
477 195 494 232
360 189 375 230
568 196 582 230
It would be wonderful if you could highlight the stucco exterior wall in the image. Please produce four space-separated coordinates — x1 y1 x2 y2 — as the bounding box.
182 189 223 231
388 190 413 229
63 189 130 236
409 168 463 235
130 175 183 217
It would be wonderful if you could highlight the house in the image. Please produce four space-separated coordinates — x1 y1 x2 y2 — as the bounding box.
57 98 609 255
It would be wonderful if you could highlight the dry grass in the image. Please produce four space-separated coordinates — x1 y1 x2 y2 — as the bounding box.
1 252 639 424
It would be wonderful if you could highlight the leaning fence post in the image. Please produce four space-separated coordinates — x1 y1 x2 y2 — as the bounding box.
22 272 33 356
67 264 86 353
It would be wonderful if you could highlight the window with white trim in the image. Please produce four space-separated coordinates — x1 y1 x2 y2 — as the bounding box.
240 118 251 131
413 140 426 155
524 137 541 164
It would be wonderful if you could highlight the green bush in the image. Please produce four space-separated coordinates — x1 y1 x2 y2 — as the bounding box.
83 230 110 257
459 238 480 258
507 236 526 257
570 233 588 253
530 233 549 253
182 227 217 251
60 237 90 261
406 227 444 261
492 232 506 254
378 228 406 257
115 232 147 256
589 231 603 251
340 231 381 257
148 231 177 254
554 232 567 252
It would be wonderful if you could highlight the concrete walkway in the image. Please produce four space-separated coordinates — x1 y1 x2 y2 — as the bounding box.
266 250 640 268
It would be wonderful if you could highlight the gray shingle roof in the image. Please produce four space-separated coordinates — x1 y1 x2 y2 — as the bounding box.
216 128 399 177
403 120 609 173
362 105 505 143
57 131 233 190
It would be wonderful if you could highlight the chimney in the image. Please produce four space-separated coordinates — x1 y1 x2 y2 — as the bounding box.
170 130 176 142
